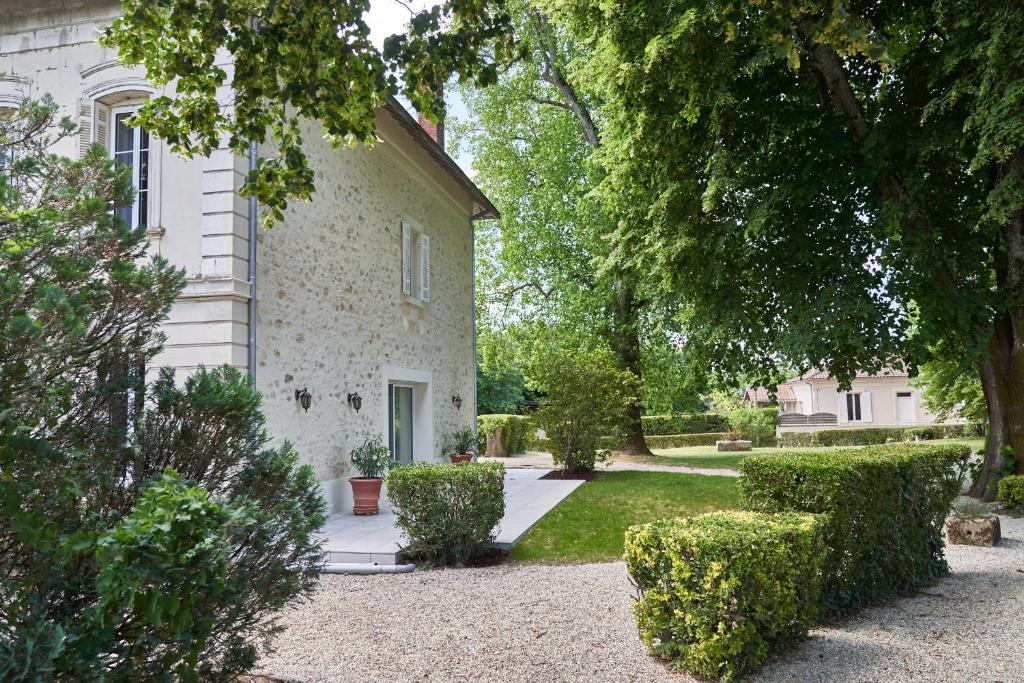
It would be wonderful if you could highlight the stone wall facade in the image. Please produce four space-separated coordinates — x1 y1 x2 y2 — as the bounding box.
2 0 483 512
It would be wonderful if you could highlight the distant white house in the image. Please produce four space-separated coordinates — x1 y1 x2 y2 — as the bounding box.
1 0 497 512
745 368 950 432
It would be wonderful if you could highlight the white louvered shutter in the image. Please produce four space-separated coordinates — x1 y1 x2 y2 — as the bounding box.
861 392 873 423
94 102 111 152
837 391 848 423
77 99 93 158
419 233 430 302
401 222 413 296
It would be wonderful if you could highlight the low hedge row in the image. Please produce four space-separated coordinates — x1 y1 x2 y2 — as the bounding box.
644 432 727 448
997 474 1024 512
477 414 533 455
777 424 973 448
386 462 505 566
739 442 968 616
642 413 730 436
626 512 823 681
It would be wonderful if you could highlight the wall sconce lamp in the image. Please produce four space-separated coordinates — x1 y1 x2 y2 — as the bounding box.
348 392 363 413
295 387 312 412
452 394 463 410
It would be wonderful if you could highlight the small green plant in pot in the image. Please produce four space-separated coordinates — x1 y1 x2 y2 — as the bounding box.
445 429 477 464
349 434 395 515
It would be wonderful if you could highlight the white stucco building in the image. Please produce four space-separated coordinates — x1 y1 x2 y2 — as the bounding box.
1 0 496 511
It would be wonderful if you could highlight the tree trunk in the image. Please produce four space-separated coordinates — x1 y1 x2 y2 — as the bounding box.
608 279 653 456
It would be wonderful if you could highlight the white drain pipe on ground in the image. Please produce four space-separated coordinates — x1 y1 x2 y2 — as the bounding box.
320 563 416 575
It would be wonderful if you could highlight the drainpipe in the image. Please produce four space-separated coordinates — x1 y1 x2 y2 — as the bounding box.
470 214 478 442
247 141 258 382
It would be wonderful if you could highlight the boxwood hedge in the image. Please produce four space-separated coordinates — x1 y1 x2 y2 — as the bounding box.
477 414 533 455
739 442 968 616
626 511 823 681
641 413 730 436
997 474 1024 512
777 424 973 448
386 462 505 566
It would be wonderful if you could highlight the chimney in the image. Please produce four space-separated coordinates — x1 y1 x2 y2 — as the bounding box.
417 111 444 150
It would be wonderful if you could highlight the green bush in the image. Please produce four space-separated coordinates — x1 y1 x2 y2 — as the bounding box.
997 474 1024 512
530 347 638 473
727 407 778 446
386 462 505 566
641 413 730 436
739 442 967 616
626 511 823 681
776 424 972 448
776 432 815 448
645 432 728 448
477 414 533 454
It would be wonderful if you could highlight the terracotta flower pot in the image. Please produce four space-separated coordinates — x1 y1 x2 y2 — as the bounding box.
349 477 383 515
449 453 473 464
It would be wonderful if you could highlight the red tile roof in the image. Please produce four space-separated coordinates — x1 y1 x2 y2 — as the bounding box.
792 367 909 381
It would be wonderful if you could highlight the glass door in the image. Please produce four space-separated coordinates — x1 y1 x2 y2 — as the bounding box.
389 384 414 466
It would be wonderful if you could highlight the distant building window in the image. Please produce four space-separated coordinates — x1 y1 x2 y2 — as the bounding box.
110 106 150 229
846 393 863 421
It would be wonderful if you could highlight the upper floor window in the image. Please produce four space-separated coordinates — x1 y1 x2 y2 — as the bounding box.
110 106 149 229
401 220 431 303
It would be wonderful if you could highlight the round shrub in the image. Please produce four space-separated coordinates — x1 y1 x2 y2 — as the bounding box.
386 462 505 566
626 511 823 681
997 474 1024 512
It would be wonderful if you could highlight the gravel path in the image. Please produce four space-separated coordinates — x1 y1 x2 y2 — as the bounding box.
480 452 741 478
258 516 1024 683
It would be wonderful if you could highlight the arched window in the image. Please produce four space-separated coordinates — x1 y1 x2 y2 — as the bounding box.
79 79 156 230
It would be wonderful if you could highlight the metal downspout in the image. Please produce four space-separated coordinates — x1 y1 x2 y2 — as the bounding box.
247 142 258 381
470 215 478 439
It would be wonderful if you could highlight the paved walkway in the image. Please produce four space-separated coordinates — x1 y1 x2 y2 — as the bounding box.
318 469 583 565
480 451 741 478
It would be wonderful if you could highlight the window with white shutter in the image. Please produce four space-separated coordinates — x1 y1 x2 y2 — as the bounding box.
401 220 431 304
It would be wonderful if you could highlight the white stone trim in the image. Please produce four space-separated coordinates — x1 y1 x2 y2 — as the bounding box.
381 366 434 463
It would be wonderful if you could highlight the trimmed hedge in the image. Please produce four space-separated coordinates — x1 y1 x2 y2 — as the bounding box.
777 424 974 448
477 414 533 455
739 442 968 616
727 407 778 446
644 432 727 448
642 413 730 436
386 462 505 566
997 474 1024 512
626 512 823 681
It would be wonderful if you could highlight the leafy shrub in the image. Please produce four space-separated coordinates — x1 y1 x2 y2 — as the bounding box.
777 424 971 448
529 347 637 473
444 428 477 456
997 474 1024 512
644 432 728 448
477 413 533 454
951 499 992 518
726 407 778 446
641 413 730 436
626 512 823 681
350 433 395 477
740 442 968 616
0 105 324 680
386 462 505 566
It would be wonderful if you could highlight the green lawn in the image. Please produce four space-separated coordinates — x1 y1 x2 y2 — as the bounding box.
509 471 740 564
639 438 986 470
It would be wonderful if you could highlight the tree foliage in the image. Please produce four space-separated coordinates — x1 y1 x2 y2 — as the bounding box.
103 0 520 224
0 100 324 680
549 0 1024 495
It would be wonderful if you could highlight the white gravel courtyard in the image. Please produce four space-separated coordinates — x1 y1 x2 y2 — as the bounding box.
258 516 1024 683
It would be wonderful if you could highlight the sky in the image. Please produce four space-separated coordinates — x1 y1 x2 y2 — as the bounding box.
364 0 476 175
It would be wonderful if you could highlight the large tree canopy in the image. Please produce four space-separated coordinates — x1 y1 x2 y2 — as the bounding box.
548 0 1023 495
104 0 519 224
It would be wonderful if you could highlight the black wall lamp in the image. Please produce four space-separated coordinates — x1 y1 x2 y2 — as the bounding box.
295 387 312 412
452 394 463 410
348 392 363 413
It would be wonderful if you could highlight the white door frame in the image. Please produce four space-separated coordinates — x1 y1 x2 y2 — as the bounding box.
381 366 433 463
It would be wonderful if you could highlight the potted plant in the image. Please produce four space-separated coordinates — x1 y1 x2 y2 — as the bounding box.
445 429 476 464
349 434 395 515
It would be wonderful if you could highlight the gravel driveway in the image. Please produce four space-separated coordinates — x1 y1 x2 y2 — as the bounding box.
258 516 1024 683
480 452 741 477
